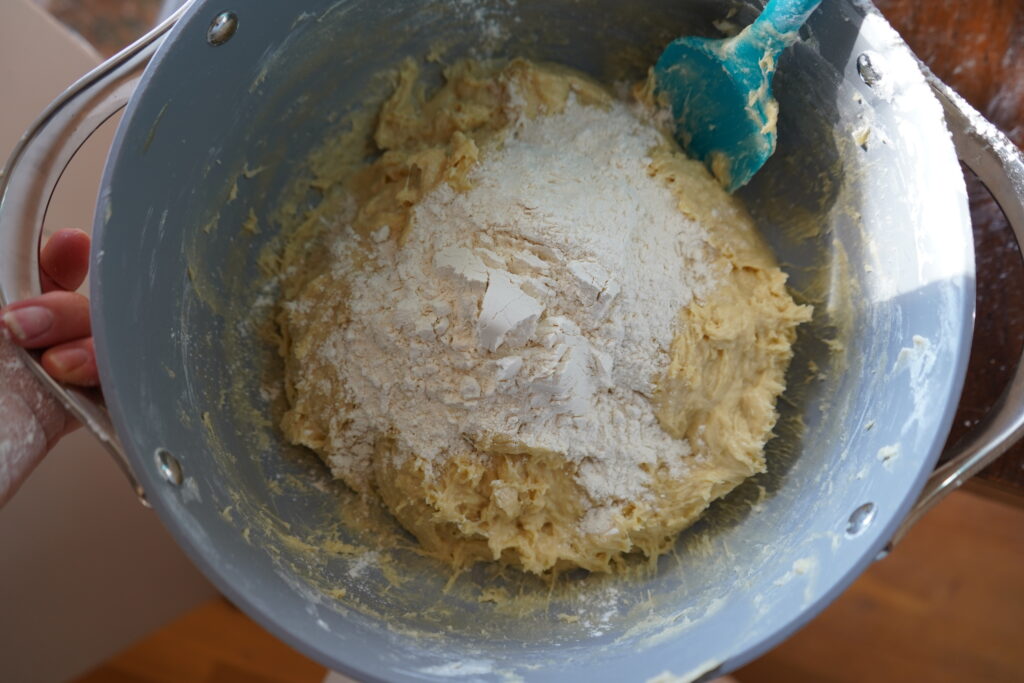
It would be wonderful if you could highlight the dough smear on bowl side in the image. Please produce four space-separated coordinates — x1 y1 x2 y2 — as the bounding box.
276 59 812 575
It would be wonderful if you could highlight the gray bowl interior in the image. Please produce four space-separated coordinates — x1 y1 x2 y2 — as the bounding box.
92 1 973 681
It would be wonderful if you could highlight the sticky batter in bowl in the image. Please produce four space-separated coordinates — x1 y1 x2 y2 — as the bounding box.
276 59 810 575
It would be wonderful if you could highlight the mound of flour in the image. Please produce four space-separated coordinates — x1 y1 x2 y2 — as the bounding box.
311 95 718 502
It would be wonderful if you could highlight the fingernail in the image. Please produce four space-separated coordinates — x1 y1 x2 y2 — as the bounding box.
1 306 54 342
49 348 89 374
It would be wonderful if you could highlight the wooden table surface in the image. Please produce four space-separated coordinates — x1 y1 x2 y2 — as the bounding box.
873 0 1024 503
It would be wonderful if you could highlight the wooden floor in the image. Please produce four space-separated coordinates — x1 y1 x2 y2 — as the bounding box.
75 600 325 683
76 490 1023 683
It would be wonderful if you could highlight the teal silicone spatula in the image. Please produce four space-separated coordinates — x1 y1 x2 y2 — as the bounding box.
654 0 822 192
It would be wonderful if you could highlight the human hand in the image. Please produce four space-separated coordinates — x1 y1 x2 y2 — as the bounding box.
0 228 96 506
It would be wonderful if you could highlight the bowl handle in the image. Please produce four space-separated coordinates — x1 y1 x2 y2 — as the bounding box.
0 2 194 504
887 73 1024 549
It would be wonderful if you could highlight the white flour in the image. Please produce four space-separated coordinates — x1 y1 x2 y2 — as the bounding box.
305 95 718 503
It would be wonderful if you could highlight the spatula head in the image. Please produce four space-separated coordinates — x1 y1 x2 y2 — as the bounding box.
654 36 778 192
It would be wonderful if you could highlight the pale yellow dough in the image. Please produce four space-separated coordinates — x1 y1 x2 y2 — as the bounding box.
278 60 811 575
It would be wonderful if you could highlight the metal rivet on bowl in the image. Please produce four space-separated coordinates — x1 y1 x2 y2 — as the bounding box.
207 11 238 46
155 448 183 486
856 52 883 87
845 502 876 537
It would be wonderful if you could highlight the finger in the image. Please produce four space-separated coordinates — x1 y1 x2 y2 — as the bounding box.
41 337 99 387
0 291 90 348
40 228 91 293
